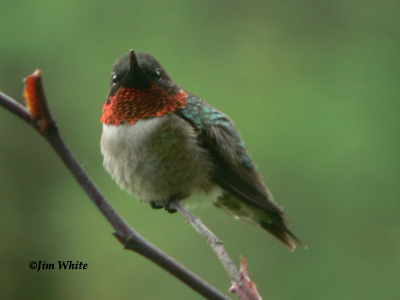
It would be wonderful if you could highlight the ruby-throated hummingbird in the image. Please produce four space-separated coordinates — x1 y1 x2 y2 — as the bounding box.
101 50 304 250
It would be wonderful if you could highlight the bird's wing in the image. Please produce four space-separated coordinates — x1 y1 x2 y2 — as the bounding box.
177 92 282 214
176 92 304 250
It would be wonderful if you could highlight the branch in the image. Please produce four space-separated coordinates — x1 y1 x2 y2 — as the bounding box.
0 70 231 300
172 201 263 300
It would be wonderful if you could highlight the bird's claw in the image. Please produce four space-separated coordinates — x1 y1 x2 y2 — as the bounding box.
149 193 182 213
164 200 177 213
150 201 164 209
164 193 183 214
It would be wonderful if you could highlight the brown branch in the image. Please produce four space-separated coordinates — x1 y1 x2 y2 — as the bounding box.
172 201 263 300
0 90 36 126
229 257 263 300
0 70 231 300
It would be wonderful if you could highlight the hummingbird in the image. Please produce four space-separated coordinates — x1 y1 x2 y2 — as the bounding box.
100 50 304 250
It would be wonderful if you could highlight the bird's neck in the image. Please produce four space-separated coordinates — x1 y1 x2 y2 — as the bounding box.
101 84 187 126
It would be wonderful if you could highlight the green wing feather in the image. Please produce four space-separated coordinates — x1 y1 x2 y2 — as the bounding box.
177 92 305 250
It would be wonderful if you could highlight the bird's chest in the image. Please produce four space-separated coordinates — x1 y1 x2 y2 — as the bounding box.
100 114 213 201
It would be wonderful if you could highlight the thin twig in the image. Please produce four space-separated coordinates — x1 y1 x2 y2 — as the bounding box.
0 72 231 300
0 91 36 126
172 201 262 300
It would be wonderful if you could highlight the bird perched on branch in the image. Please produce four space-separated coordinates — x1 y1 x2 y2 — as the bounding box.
100 50 304 250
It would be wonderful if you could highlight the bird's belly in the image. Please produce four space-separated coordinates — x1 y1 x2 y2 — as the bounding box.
101 115 215 203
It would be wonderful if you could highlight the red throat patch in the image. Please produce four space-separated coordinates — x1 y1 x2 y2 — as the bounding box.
100 84 187 125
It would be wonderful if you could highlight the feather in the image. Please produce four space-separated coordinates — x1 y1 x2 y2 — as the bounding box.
177 92 305 249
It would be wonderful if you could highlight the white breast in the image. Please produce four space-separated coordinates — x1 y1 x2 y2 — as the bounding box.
101 114 219 204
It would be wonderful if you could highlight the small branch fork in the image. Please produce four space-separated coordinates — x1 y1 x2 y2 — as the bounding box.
0 70 263 300
172 202 263 300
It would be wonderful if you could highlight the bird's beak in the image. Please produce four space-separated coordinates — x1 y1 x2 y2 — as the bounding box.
129 49 139 75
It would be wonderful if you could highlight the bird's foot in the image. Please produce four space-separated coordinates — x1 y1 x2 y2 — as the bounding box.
164 201 177 214
164 193 183 214
150 201 164 210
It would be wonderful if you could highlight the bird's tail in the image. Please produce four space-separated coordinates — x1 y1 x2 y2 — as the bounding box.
259 218 306 251
214 193 306 250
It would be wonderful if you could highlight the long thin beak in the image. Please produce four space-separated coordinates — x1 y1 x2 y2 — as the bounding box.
129 49 139 74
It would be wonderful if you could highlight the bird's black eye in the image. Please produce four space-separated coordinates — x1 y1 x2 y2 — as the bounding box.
112 75 118 85
154 69 162 81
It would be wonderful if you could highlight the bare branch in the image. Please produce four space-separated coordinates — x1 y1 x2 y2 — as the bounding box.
229 257 263 300
0 90 36 127
0 71 231 300
172 201 263 300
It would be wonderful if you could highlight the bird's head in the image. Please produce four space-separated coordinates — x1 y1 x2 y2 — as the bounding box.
101 50 187 126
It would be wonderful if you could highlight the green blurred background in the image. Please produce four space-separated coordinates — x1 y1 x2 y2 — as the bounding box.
1 1 399 299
